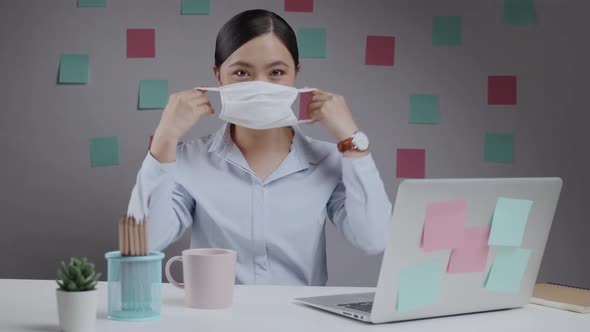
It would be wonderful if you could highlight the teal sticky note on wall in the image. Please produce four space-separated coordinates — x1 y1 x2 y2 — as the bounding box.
397 259 442 312
485 247 531 292
409 94 439 124
488 197 533 246
432 16 462 46
297 28 327 58
484 133 513 163
181 0 210 15
504 0 535 25
59 54 89 84
90 137 119 167
139 80 168 109
78 0 106 7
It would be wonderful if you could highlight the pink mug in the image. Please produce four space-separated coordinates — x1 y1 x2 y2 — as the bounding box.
165 248 237 309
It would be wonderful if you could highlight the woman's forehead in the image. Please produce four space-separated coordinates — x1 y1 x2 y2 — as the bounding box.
223 33 295 68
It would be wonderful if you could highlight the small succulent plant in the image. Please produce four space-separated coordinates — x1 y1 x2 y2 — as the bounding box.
56 257 102 292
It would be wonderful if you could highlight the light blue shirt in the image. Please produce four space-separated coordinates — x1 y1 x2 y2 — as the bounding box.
131 123 392 286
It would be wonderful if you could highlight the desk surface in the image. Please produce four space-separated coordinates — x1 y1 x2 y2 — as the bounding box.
0 279 588 331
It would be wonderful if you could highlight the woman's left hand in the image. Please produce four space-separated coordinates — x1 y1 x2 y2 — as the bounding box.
306 89 360 142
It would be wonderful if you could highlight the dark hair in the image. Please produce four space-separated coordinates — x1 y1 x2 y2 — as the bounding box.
214 9 299 68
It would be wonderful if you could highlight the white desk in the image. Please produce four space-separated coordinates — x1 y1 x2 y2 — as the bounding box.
0 279 587 331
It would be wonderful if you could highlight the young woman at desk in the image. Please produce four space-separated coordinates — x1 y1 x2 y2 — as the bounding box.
128 9 392 286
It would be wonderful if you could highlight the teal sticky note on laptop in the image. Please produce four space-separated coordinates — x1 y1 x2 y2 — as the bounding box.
485 247 531 292
59 54 89 84
488 197 533 246
139 79 168 109
397 259 442 312
297 28 327 58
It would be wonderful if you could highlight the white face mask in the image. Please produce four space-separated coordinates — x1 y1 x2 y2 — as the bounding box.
195 81 317 130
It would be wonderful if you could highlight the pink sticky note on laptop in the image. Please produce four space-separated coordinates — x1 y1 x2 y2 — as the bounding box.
422 199 466 252
447 226 490 273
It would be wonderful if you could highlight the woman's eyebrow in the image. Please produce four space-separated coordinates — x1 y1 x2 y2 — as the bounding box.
265 61 289 68
228 61 254 68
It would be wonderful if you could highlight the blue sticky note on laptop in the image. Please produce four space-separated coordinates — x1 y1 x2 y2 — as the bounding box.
488 197 533 246
485 247 531 292
397 259 442 312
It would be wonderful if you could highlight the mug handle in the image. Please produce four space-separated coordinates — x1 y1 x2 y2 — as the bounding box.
165 256 184 289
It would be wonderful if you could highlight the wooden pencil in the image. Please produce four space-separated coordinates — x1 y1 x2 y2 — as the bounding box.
122 216 127 256
118 216 124 255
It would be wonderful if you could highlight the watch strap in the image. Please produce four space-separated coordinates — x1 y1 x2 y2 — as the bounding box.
337 137 354 153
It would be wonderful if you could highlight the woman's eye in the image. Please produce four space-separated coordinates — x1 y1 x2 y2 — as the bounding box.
234 70 249 77
270 69 284 76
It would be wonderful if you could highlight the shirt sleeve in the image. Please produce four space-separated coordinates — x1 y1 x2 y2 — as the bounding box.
127 144 195 251
326 153 393 255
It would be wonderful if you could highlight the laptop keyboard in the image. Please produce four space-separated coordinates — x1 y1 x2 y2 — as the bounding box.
337 301 373 313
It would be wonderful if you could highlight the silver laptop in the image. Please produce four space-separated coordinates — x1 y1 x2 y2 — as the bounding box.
295 178 563 324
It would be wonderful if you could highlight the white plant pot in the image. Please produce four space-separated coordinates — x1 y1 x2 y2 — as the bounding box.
56 288 99 332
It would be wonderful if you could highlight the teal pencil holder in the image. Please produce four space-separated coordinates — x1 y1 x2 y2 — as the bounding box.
105 251 165 321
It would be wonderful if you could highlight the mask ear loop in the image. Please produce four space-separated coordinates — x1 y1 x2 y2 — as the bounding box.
193 86 223 117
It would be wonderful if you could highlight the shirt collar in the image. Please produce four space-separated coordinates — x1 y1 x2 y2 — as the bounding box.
208 123 324 166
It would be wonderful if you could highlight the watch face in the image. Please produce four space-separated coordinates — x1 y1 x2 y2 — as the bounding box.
353 131 369 151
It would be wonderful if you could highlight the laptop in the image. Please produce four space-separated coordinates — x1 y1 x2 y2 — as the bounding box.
294 178 563 324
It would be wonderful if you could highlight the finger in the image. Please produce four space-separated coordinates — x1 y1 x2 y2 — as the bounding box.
187 94 210 104
307 101 324 112
310 93 331 102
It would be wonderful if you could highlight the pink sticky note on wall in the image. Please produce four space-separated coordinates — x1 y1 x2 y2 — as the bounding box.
448 226 491 273
365 36 395 66
285 0 314 12
127 29 155 58
299 92 313 120
422 200 466 252
488 75 517 105
396 149 426 178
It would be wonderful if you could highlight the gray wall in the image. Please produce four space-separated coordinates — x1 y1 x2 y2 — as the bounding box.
1 0 588 288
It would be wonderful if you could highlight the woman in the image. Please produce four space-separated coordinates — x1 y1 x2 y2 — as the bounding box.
128 9 392 286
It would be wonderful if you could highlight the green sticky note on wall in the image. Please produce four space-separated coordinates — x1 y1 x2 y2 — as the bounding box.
297 28 327 58
139 80 168 109
90 137 119 167
78 0 106 7
488 197 533 246
409 94 439 124
485 247 531 292
484 133 513 163
397 259 442 312
504 0 535 25
181 0 210 15
59 54 89 84
432 16 462 46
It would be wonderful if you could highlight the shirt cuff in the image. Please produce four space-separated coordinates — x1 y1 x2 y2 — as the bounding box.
342 152 378 174
141 151 177 178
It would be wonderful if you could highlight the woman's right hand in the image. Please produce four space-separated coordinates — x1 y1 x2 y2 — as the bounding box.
150 89 214 162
